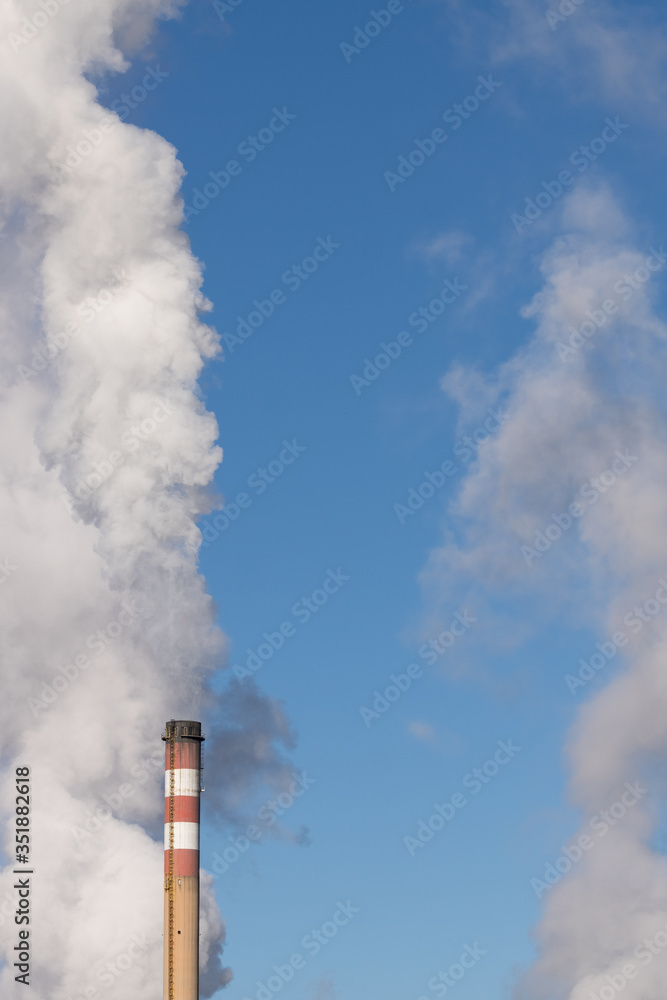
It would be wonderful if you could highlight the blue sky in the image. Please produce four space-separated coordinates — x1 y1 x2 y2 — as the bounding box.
100 1 667 997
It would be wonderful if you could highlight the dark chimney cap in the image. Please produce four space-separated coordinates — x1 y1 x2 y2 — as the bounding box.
162 719 204 741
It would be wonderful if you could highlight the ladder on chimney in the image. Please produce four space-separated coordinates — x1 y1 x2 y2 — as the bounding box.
167 732 176 1000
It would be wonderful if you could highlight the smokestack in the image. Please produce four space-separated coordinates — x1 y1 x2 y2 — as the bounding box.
163 719 205 1000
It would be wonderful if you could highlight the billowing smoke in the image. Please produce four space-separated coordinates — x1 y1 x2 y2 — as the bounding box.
421 182 667 999
0 1 293 996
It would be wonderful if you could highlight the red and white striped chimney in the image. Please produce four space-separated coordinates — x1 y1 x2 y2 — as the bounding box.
163 719 204 1000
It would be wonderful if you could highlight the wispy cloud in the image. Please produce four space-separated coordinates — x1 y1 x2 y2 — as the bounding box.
407 720 439 745
419 182 667 999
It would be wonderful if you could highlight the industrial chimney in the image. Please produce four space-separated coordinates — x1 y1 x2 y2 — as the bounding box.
162 719 204 1000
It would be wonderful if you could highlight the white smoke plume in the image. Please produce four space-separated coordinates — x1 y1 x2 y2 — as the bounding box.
0 2 294 997
420 182 667 999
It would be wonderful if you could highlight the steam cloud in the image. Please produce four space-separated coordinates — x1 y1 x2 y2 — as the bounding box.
0 1 293 996
422 183 667 999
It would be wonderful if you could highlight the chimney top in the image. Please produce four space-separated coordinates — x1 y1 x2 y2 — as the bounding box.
162 719 204 741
